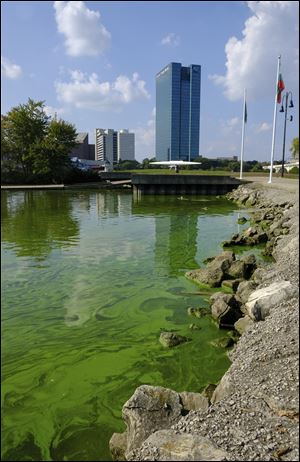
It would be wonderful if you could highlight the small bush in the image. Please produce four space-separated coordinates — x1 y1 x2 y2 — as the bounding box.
288 166 299 174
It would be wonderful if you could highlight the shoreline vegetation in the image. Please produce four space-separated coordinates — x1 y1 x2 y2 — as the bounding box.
109 181 299 461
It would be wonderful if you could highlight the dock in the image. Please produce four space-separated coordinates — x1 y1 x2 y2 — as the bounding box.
131 174 246 195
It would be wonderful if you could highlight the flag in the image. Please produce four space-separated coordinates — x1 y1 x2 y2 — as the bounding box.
277 73 285 104
244 101 247 123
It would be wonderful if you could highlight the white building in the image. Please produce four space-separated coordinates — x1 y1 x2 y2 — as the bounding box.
95 128 135 164
95 129 117 164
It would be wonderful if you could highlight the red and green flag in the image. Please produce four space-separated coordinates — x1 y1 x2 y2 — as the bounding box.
277 73 285 104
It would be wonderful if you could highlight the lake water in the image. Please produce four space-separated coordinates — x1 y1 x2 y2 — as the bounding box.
2 189 251 461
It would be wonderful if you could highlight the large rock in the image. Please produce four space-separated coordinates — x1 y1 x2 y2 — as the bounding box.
201 384 217 403
221 278 243 292
186 251 235 288
226 260 247 279
122 385 183 455
211 373 234 404
223 228 268 247
109 432 128 461
235 280 258 305
179 391 209 412
245 281 298 321
185 267 224 288
234 315 254 334
130 429 229 461
210 293 243 328
239 254 257 278
159 332 189 348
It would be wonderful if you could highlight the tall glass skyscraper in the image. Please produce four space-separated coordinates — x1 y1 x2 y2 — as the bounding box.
155 62 201 161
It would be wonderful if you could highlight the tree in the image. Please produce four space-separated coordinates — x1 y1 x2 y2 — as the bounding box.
115 159 141 170
1 99 77 183
141 157 156 169
28 119 77 182
290 137 299 160
1 99 49 178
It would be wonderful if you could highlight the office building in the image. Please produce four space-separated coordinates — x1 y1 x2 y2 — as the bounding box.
117 129 135 161
95 128 135 164
95 129 117 164
156 62 201 161
69 133 96 160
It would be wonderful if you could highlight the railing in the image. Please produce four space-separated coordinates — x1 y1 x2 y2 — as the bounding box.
262 161 299 172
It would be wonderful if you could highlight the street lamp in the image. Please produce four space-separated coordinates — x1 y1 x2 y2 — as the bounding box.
279 91 294 177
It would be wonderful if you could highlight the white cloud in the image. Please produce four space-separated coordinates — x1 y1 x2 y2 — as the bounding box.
210 1 299 101
55 70 150 110
161 33 180 47
133 108 156 160
44 105 66 118
54 1 111 57
1 56 22 79
220 117 241 135
227 117 239 127
256 122 272 132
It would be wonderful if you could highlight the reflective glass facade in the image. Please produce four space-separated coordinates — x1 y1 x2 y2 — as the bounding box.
156 62 201 161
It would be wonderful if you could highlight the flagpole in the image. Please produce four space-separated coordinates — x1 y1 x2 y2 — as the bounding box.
268 55 281 183
240 88 246 180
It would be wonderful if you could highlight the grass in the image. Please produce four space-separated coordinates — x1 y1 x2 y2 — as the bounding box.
121 169 299 179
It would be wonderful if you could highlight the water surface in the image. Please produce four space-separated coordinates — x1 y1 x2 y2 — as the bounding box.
2 190 251 461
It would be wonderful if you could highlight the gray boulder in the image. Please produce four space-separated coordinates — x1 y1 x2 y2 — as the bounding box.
211 373 234 404
122 385 183 455
234 315 254 334
185 267 224 288
245 281 298 321
239 253 257 278
221 278 243 292
159 332 189 348
186 251 235 288
226 260 247 279
109 432 128 461
201 383 217 403
179 391 209 412
235 280 258 305
210 293 243 328
130 429 229 461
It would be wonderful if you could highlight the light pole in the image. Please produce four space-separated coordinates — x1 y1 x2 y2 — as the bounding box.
279 91 294 177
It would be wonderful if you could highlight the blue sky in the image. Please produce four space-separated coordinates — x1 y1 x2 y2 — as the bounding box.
1 1 299 162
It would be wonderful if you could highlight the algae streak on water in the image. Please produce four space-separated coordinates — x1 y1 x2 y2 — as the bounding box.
2 190 248 461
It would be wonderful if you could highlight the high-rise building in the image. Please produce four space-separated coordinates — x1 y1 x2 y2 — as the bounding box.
95 128 135 164
156 62 201 161
117 129 135 161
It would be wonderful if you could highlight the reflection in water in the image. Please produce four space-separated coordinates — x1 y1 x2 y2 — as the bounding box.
155 215 198 276
2 190 247 461
95 190 132 217
1 191 80 260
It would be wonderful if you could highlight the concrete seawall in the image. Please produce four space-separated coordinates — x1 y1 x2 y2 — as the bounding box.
131 174 246 195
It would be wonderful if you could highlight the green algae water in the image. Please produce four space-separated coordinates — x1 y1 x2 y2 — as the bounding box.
2 190 251 461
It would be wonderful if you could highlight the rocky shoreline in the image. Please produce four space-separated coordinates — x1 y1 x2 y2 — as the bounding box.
110 182 299 461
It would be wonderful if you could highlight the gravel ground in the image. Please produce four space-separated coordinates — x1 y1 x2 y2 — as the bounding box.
131 180 299 462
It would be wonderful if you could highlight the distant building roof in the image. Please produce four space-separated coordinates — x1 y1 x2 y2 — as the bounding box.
76 133 88 143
